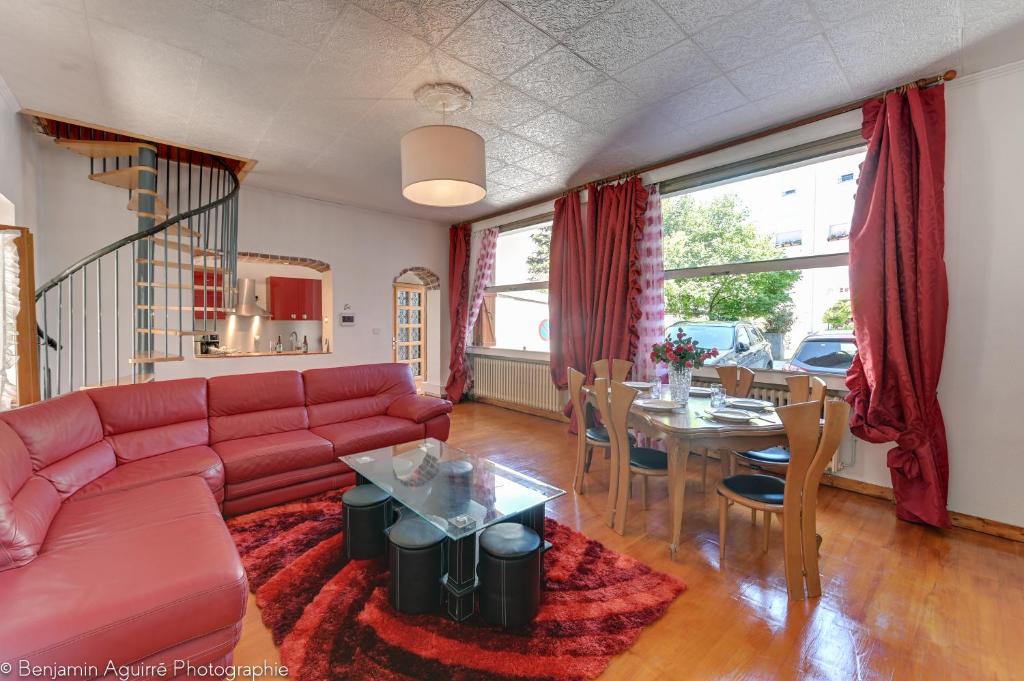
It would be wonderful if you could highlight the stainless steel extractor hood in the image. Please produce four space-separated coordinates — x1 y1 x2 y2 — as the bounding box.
232 278 271 317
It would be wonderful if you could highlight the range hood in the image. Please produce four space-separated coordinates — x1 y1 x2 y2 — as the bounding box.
232 278 271 318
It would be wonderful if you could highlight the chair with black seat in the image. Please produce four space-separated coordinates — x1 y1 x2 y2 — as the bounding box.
386 514 447 614
693 365 758 489
593 378 668 534
735 375 827 472
568 367 636 494
341 484 392 560
716 397 850 600
477 522 543 628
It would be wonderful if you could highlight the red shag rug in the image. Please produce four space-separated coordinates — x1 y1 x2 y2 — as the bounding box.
227 489 685 680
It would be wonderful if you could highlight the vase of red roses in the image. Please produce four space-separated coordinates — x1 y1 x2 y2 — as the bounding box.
650 328 720 404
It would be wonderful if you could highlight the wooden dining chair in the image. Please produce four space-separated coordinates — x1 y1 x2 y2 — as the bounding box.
593 358 633 381
568 367 612 495
716 365 755 397
592 379 668 534
716 397 850 600
734 375 827 471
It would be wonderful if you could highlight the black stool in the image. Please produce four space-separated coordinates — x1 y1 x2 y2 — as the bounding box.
387 515 447 614
477 523 542 628
341 484 391 560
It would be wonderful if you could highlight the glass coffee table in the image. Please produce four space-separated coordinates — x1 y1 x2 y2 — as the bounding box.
341 438 565 621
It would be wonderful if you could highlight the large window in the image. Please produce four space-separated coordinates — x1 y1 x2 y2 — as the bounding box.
476 133 866 372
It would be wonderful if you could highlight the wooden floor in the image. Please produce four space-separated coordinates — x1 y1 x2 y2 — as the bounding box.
234 402 1024 680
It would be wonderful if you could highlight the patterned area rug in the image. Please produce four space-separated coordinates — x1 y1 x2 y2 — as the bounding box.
227 490 685 680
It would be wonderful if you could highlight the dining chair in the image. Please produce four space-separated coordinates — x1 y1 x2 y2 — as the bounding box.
568 367 613 495
592 378 668 534
593 358 633 381
716 365 755 397
734 375 827 471
716 397 850 600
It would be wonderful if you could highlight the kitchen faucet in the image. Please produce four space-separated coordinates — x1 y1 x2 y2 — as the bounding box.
289 331 299 351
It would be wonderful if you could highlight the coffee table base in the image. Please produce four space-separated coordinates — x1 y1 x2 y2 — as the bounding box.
443 533 478 621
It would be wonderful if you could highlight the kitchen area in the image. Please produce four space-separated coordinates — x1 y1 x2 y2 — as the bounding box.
195 255 332 359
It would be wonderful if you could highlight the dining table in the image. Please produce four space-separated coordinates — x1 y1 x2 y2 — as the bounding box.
584 386 789 558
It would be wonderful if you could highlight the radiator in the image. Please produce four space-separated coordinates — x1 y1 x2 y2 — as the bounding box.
469 355 562 414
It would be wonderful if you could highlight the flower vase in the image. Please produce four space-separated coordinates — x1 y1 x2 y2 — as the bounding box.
669 367 692 405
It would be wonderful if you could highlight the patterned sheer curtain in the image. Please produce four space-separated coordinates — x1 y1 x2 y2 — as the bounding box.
633 185 665 382
463 227 498 390
0 232 20 409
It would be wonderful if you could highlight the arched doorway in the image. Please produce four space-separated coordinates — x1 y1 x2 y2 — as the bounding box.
393 267 441 394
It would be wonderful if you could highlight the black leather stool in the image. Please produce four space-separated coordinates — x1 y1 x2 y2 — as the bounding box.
387 515 447 614
341 484 391 560
477 523 542 628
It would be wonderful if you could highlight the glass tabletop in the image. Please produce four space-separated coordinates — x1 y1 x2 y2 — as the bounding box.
341 438 565 540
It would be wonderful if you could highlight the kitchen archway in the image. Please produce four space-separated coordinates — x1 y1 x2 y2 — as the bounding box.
392 267 441 395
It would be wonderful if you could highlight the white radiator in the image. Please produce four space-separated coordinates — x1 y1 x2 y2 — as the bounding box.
469 355 562 414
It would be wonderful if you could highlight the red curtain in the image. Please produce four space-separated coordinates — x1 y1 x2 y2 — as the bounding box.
444 223 472 402
548 190 591 392
846 85 950 528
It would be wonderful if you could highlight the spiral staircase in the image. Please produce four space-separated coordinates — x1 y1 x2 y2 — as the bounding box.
31 117 249 398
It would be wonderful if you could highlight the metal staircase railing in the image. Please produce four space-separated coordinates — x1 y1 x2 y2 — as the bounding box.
34 125 240 397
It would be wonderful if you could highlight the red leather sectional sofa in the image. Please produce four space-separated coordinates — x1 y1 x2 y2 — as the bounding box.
0 363 452 677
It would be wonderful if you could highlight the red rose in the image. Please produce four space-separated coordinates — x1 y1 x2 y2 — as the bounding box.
685 360 694 368
711 348 719 356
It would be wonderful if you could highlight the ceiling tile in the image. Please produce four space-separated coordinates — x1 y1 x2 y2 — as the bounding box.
962 3 1024 72
439 0 555 77
825 0 961 93
448 112 505 141
557 79 644 131
354 0 484 45
208 0 344 48
614 39 721 102
658 76 748 128
565 0 684 72
272 75 377 138
470 82 548 129
386 51 499 101
675 102 765 148
513 110 589 148
489 164 541 188
343 99 438 148
486 132 546 163
807 0 885 27
516 149 578 176
752 81 850 123
657 0 760 35
727 34 849 101
963 0 1024 24
486 157 506 175
501 0 617 38
506 45 606 105
693 0 822 71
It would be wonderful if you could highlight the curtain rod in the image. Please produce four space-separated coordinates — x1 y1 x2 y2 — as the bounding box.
469 68 957 225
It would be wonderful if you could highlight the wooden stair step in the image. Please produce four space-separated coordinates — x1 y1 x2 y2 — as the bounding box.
163 224 200 239
139 328 205 336
127 193 170 219
136 304 230 312
89 165 156 190
144 236 219 257
136 258 222 270
135 281 227 291
128 352 184 364
56 139 157 159
79 373 156 389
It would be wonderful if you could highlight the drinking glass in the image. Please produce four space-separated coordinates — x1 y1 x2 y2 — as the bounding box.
648 374 662 399
711 386 726 409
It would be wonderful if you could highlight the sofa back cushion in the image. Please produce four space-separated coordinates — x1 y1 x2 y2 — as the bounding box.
87 378 209 462
208 370 308 443
0 421 61 571
303 363 416 428
0 391 115 499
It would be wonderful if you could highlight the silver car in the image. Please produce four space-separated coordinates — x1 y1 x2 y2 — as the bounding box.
664 320 774 369
783 332 857 376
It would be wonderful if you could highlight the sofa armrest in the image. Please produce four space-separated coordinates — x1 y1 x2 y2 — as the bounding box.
387 394 453 424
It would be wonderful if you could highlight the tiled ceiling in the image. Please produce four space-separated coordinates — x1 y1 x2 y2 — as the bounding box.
1 0 1023 223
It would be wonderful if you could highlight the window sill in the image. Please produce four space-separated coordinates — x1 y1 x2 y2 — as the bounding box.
466 346 550 363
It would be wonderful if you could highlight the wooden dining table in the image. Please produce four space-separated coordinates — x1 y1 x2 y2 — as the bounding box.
584 387 789 557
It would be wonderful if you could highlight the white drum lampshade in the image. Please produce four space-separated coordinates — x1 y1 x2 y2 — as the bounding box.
400 125 486 207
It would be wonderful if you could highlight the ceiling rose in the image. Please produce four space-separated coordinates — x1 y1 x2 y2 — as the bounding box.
400 83 486 208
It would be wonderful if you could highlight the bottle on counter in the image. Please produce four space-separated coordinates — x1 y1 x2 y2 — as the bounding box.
302 335 309 353
275 336 283 353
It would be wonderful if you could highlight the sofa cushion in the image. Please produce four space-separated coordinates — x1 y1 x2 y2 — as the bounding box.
387 393 453 424
0 391 103 470
0 422 61 572
224 460 352 500
303 363 415 428
71 445 225 501
311 415 425 457
0 478 246 672
87 378 209 462
208 371 308 443
35 440 117 499
213 430 334 484
424 414 451 441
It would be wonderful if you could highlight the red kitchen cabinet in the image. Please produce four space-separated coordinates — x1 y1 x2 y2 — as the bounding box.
267 276 322 321
193 270 227 320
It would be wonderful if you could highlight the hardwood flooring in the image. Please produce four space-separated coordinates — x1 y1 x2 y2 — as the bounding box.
233 402 1024 680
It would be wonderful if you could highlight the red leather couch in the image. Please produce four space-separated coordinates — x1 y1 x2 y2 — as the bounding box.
0 363 452 677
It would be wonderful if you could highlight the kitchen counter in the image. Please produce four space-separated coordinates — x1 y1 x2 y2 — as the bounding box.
195 350 332 359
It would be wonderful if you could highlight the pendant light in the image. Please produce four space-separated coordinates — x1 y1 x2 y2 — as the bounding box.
400 83 486 207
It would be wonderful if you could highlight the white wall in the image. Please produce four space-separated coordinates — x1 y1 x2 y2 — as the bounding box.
0 76 38 229
30 139 450 388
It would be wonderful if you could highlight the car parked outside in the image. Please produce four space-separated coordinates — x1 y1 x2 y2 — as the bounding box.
664 320 774 369
783 331 857 375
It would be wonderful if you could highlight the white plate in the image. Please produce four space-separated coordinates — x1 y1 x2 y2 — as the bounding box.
636 399 684 412
707 408 756 423
689 387 713 397
623 381 655 390
726 397 774 411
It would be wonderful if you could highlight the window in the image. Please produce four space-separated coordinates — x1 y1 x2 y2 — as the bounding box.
479 220 552 352
775 230 803 247
828 223 851 241
839 172 854 183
